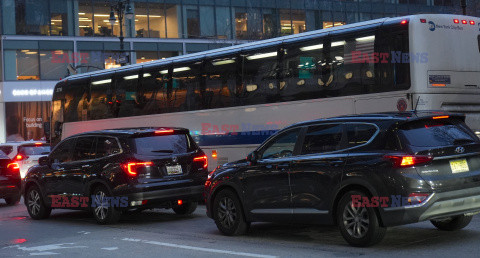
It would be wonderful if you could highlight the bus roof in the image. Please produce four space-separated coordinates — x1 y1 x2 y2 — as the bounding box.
61 13 476 83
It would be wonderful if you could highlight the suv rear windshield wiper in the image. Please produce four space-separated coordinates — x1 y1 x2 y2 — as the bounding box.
151 150 174 153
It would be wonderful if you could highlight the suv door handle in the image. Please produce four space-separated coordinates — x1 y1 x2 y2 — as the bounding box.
82 164 91 168
277 163 290 169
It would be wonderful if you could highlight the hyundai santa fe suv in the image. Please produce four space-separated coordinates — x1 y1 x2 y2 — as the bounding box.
24 127 208 224
204 111 480 247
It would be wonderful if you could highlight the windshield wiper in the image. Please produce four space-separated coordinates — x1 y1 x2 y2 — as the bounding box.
151 149 174 153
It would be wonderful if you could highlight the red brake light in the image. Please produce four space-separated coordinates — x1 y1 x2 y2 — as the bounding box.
177 200 183 205
420 19 426 23
461 20 467 24
15 154 26 161
35 142 43 146
7 163 20 172
400 20 408 25
469 20 475 25
432 115 449 120
155 129 174 134
193 155 208 169
384 155 433 168
122 162 153 176
453 19 460 23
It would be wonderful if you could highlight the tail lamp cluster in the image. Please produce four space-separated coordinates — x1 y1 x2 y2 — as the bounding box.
384 155 433 168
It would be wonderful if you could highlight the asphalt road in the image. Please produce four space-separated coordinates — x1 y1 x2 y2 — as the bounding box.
0 198 479 257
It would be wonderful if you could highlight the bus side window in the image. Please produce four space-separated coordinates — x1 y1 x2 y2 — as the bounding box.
90 75 114 120
64 79 89 123
205 56 236 109
171 62 203 111
115 70 140 118
242 47 278 105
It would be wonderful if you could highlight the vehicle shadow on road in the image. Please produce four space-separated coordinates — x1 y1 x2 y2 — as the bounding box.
47 208 203 225
241 222 480 251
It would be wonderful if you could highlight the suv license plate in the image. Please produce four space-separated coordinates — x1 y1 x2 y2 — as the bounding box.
450 159 469 173
166 165 183 175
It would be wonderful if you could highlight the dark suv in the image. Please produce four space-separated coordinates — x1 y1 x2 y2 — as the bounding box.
24 127 208 224
204 112 480 247
0 150 21 205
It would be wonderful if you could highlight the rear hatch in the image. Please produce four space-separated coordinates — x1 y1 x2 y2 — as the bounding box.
129 131 208 189
397 115 480 191
18 144 51 163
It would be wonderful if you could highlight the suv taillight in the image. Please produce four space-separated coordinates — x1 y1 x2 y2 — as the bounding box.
7 163 20 175
15 154 28 161
193 155 208 169
384 155 433 168
122 162 153 176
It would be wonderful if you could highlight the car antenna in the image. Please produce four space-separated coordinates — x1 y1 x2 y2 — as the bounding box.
413 96 421 114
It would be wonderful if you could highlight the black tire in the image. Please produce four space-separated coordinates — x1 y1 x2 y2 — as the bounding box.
25 185 51 220
173 201 198 215
91 185 122 224
213 189 249 236
5 194 21 205
337 190 386 247
431 215 473 231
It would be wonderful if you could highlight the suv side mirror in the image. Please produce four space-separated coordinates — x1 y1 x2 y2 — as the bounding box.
38 156 50 167
246 151 259 164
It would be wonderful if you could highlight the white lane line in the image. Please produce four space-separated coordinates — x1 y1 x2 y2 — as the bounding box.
30 252 60 256
101 247 119 251
122 238 277 258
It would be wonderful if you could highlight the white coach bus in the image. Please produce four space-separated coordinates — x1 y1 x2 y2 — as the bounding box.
50 14 480 171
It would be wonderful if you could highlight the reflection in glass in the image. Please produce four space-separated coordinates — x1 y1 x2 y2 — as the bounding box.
16 50 40 80
79 0 94 36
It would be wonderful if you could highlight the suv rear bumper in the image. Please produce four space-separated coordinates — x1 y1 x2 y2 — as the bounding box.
382 186 480 226
121 185 204 209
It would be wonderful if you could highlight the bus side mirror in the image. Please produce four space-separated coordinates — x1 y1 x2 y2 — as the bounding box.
246 151 258 164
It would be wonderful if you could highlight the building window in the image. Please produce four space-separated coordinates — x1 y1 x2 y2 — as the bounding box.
40 50 74 80
134 2 149 37
235 10 248 39
166 4 179 38
79 0 94 36
186 8 200 38
50 0 69 36
136 51 158 64
16 50 40 80
93 1 117 36
6 102 51 142
279 9 292 36
148 3 167 38
263 9 277 39
291 10 306 34
15 0 50 35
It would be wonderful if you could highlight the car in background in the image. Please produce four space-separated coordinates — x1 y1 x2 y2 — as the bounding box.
0 150 22 205
204 111 480 247
24 127 209 224
0 142 51 179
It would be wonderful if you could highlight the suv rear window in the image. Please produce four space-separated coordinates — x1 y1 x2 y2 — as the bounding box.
0 146 13 155
18 145 51 156
398 118 479 148
134 134 193 155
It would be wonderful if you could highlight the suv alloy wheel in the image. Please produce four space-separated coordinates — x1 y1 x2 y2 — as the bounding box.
26 185 51 219
92 185 121 224
213 189 249 236
337 191 386 247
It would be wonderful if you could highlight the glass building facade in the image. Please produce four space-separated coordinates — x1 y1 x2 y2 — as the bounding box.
0 0 478 142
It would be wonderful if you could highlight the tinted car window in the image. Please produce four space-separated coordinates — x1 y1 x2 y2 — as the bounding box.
134 135 190 155
73 137 96 161
261 128 301 159
302 124 344 155
96 137 121 158
0 146 13 155
18 146 51 156
398 118 479 148
50 138 76 163
346 123 377 148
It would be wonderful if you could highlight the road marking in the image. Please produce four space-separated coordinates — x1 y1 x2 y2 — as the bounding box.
30 252 60 256
101 247 119 251
122 238 277 258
